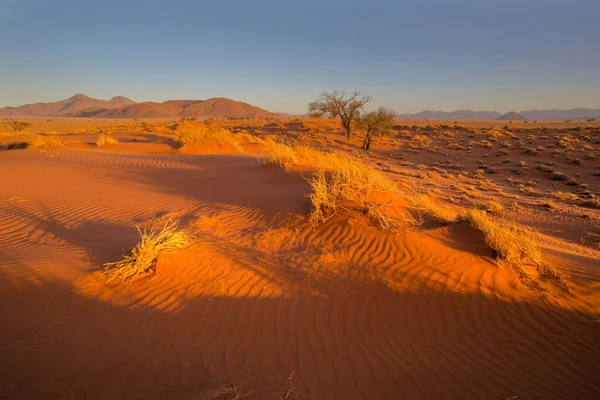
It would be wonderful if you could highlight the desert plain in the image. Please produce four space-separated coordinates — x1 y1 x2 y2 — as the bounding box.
0 116 599 399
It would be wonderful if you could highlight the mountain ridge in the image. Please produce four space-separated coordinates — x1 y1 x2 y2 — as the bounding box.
396 108 600 121
0 95 274 119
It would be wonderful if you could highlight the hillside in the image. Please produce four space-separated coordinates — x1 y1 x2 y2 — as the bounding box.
520 108 600 121
0 94 136 117
1 95 275 119
497 111 528 121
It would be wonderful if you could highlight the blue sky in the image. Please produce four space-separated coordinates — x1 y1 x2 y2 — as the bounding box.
1 0 599 113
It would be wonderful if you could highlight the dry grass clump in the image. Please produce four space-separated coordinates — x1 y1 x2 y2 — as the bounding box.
263 139 452 230
175 121 243 153
262 137 298 167
459 209 564 288
27 134 64 149
96 132 119 147
102 220 192 283
308 157 420 231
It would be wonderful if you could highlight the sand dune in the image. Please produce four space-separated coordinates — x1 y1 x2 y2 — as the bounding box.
0 132 598 399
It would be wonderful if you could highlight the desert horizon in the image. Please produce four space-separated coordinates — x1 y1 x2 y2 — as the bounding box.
3 93 600 121
1 0 599 399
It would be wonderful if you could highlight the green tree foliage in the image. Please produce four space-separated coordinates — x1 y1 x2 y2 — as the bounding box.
308 91 371 140
357 108 395 151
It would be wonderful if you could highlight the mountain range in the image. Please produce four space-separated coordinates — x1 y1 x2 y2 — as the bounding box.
396 108 600 121
0 94 274 119
2 95 599 121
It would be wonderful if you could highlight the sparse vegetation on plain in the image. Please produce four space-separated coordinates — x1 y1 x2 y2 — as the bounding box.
174 120 243 153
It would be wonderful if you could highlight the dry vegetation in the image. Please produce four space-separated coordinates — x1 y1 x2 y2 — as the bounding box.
96 132 119 147
460 209 564 289
7 134 63 150
174 120 244 153
101 220 192 283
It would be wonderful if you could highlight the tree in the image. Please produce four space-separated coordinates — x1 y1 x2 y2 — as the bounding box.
308 91 371 140
357 108 395 151
5 120 31 134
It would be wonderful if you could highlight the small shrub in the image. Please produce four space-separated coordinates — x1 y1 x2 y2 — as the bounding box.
30 134 63 149
6 141 30 150
550 172 568 181
175 121 243 153
483 200 503 213
96 133 118 147
582 195 600 208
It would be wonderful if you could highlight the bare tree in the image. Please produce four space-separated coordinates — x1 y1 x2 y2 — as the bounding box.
308 91 371 140
5 119 31 134
357 108 395 151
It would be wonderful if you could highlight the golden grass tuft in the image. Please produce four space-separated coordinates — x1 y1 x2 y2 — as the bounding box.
101 220 192 283
175 121 243 153
263 139 453 230
28 134 64 149
459 209 565 288
95 132 119 147
262 137 298 167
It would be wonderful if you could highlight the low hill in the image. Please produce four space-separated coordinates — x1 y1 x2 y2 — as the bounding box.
520 108 600 121
497 111 528 121
0 94 136 117
179 98 273 118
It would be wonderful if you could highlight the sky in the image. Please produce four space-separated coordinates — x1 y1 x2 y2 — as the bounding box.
1 0 599 114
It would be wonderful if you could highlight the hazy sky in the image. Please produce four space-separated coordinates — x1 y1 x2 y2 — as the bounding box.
1 0 599 113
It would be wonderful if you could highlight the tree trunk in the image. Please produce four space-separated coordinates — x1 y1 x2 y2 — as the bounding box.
342 120 352 140
362 133 372 150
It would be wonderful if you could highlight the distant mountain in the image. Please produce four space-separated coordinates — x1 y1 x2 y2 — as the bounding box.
0 94 275 119
520 108 600 121
497 111 527 121
395 108 600 121
396 110 501 120
0 94 136 117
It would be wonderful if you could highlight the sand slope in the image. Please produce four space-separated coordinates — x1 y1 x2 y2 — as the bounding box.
0 147 599 399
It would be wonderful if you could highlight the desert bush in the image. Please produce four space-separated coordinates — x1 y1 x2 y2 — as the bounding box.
549 172 568 181
4 119 31 133
6 141 30 150
96 132 118 147
29 134 63 149
483 200 503 213
175 121 243 153
102 220 192 283
300 121 316 132
583 195 600 208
